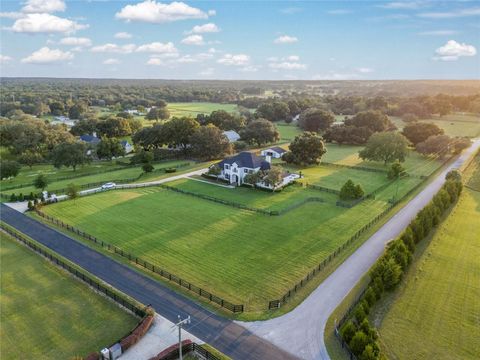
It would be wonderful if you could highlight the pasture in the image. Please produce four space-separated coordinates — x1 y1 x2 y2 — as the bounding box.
0 233 137 359
37 153 426 311
377 185 480 359
167 102 239 118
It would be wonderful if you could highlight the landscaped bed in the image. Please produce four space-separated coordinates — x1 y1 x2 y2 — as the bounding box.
0 233 138 359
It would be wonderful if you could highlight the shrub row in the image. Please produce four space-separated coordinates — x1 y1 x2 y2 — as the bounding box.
120 314 155 352
337 172 463 360
148 340 223 360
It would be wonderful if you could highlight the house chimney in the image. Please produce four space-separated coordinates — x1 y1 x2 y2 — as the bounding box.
266 155 272 163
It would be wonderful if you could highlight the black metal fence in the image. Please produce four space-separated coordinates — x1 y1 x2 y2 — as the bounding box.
156 342 221 360
34 209 244 313
1 223 147 318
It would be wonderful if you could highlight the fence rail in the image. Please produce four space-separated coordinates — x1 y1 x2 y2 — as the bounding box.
0 223 147 318
33 209 244 313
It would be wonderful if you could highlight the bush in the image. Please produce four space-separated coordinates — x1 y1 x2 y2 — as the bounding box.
142 163 154 173
349 330 369 356
360 344 378 360
27 200 34 211
364 287 376 307
9 193 17 202
373 277 384 299
340 179 364 200
360 299 370 315
382 258 403 291
234 140 248 151
165 168 177 173
340 321 357 344
354 304 367 323
18 193 24 201
120 315 154 351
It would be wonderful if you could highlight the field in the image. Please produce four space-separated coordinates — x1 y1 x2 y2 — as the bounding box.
0 233 137 359
392 113 480 138
0 160 198 197
376 159 480 359
167 102 239 118
36 143 436 312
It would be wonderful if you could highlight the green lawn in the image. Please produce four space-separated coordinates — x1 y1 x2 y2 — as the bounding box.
37 168 422 312
276 122 303 141
377 186 480 360
167 102 239 118
391 113 480 138
0 234 137 359
0 160 197 196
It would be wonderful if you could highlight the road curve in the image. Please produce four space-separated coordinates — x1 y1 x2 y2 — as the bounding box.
0 204 297 360
238 139 480 360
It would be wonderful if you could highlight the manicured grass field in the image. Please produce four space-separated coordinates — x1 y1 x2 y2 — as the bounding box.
276 122 303 141
377 186 480 359
0 160 197 197
391 113 480 138
38 166 422 311
167 102 239 118
0 234 137 359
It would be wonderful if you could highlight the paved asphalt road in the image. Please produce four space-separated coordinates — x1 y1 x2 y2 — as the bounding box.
0 204 297 360
238 139 480 360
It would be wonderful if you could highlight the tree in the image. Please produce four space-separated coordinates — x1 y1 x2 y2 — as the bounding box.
401 113 418 123
130 149 154 164
387 161 406 179
345 110 394 132
132 125 165 150
146 107 170 121
33 174 49 191
298 109 335 133
359 132 409 165
97 117 132 137
207 164 221 177
415 135 452 157
190 124 233 160
360 345 378 360
324 125 373 145
51 142 90 171
142 163 154 173
70 118 99 136
0 160 21 179
402 122 444 145
203 110 245 131
66 183 79 202
96 137 125 160
452 137 470 154
19 150 43 169
382 258 402 290
241 118 280 146
349 331 369 356
255 101 290 122
283 132 327 165
339 179 364 200
68 102 87 119
264 165 284 189
162 116 200 149
446 169 462 182
340 321 357 344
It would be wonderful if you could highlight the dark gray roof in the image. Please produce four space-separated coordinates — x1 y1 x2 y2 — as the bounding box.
79 134 100 144
218 151 271 170
120 140 130 146
268 146 287 154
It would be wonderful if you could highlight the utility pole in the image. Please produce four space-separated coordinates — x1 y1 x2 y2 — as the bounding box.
175 315 191 360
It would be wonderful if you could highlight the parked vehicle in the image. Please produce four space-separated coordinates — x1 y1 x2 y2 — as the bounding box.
101 182 116 190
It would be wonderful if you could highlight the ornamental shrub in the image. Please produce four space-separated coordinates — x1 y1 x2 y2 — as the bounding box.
349 330 369 356
340 321 357 344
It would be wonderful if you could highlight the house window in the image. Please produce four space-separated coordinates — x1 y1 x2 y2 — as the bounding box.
244 169 248 173
233 168 237 173
225 164 230 170
224 174 230 181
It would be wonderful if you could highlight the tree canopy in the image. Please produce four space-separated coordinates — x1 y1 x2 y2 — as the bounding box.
283 132 327 165
359 132 409 164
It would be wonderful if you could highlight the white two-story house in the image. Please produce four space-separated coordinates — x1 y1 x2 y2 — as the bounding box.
214 152 271 186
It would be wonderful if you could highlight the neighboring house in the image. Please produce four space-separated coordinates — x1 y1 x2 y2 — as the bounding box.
213 151 271 186
121 140 134 154
261 146 287 159
79 133 101 145
223 130 241 143
256 172 301 191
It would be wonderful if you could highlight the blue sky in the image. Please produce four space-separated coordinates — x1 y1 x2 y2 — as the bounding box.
1 0 479 79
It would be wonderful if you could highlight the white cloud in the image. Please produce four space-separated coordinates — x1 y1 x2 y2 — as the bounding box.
327 9 352 15
434 40 476 61
280 7 302 15
217 53 250 66
187 23 220 34
0 12 24 19
239 65 260 72
114 32 133 39
357 67 374 73
103 58 120 65
147 58 164 66
286 55 300 61
21 46 73 64
136 42 178 54
11 13 88 34
59 37 92 47
177 52 213 63
181 34 204 46
274 35 298 44
379 2 423 10
269 61 306 70
0 55 13 63
418 7 480 19
91 43 136 54
22 0 66 13
418 30 459 36
116 1 212 23
150 52 179 59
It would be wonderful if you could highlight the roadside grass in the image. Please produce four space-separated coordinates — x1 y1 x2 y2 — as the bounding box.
376 187 480 360
465 153 480 190
0 233 137 360
36 168 423 312
0 160 200 197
